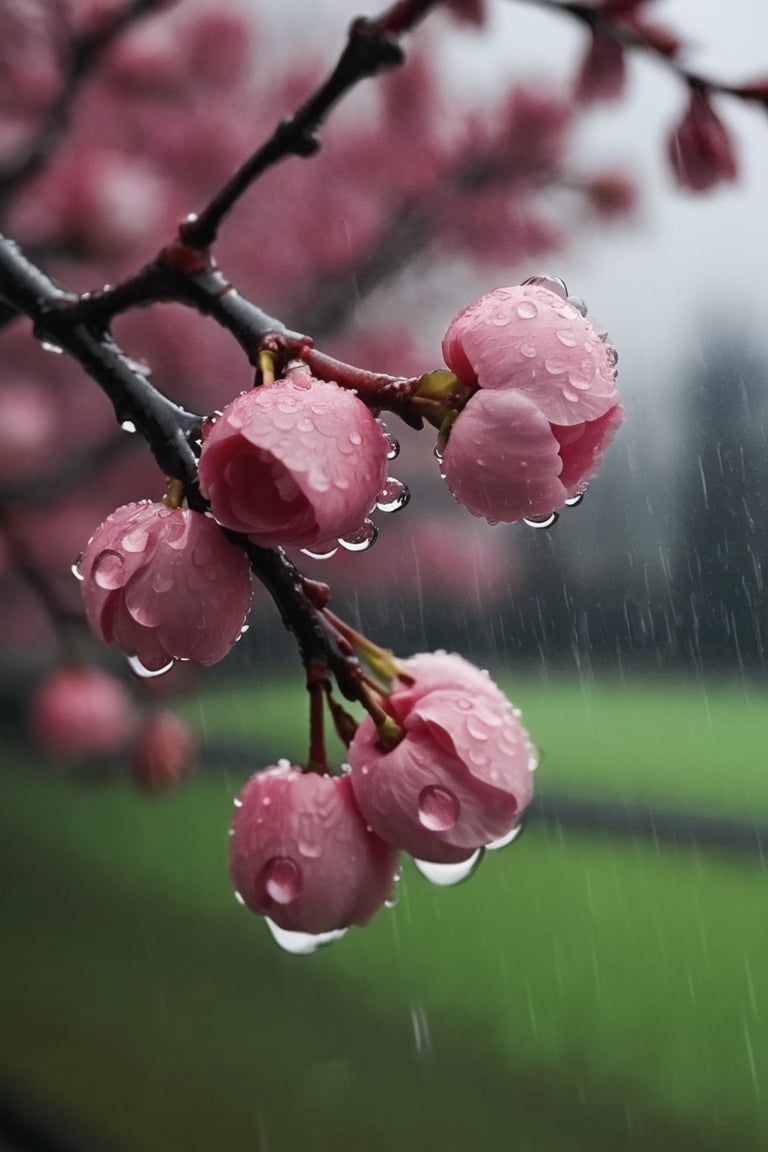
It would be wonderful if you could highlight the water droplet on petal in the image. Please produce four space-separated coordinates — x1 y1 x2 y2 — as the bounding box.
433 442 444 464
234 890 246 906
92 548 126 589
418 785 460 832
523 512 559 530
376 477 410 513
522 275 568 298
605 345 619 367
151 569 174 594
262 856 303 904
520 344 537 359
544 357 568 375
555 330 578 348
70 555 84 582
486 822 524 851
348 430 362 447
413 850 483 887
120 420 137 434
121 528 149 553
126 654 175 679
568 296 588 316
40 340 63 355
265 919 348 956
516 301 538 320
338 519 378 552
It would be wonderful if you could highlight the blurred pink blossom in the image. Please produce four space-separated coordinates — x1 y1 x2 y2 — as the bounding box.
132 711 196 791
31 665 135 759
668 90 738 192
574 30 626 105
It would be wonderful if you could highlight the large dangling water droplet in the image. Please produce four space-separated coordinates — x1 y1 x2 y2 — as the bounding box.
433 442 444 464
523 512 559 530
564 491 585 508
568 296 588 317
413 849 483 887
522 275 568 299
301 543 338 560
376 477 410 514
265 918 348 956
486 821 524 852
120 420 137 434
126 654 175 679
70 555 84 582
378 421 400 460
417 785 460 832
338 518 378 552
605 344 619 368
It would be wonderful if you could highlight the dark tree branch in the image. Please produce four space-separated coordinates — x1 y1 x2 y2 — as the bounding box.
516 0 768 105
0 233 202 485
178 1 447 250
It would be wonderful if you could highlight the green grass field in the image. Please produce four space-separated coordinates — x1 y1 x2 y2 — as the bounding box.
2 674 768 1151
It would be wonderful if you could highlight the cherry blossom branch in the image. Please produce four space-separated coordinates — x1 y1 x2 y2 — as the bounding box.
518 0 768 105
178 0 447 250
0 233 202 485
45 244 431 423
0 0 168 205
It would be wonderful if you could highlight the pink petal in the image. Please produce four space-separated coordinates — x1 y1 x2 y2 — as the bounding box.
442 389 566 522
442 284 619 425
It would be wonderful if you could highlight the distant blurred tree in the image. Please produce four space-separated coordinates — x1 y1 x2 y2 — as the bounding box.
673 330 768 671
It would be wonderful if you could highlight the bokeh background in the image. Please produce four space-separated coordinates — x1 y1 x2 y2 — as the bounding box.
2 0 768 1148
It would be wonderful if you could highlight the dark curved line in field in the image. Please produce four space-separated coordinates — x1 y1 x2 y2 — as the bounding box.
204 743 768 862
530 790 768 860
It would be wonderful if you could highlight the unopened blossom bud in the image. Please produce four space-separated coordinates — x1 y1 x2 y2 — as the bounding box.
439 283 623 523
31 665 134 759
230 765 398 934
349 652 535 863
198 366 388 550
574 30 625 105
79 501 252 671
132 711 195 791
668 90 738 192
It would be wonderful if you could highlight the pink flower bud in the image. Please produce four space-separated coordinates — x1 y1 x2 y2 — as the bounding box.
668 90 738 192
31 665 135 759
79 501 252 671
349 653 535 863
574 30 626 105
440 284 623 522
229 766 398 934
132 711 195 791
198 368 388 549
